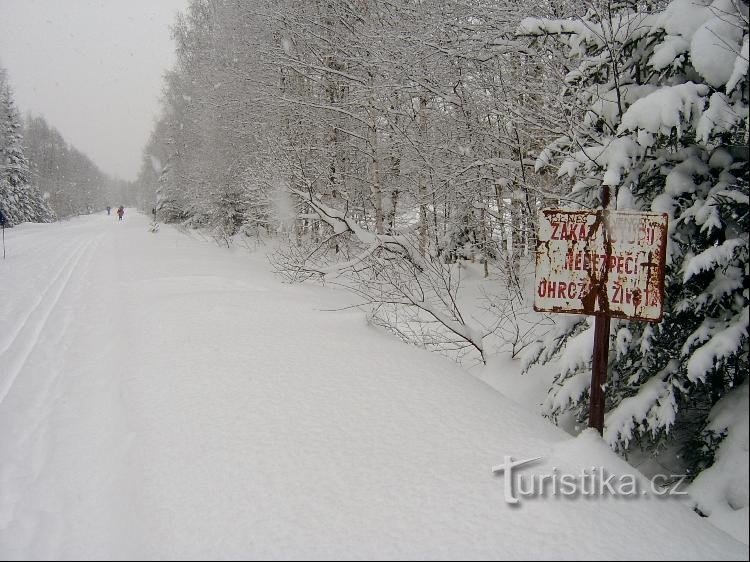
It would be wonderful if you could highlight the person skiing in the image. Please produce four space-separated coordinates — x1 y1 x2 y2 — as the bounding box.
117 206 125 221
106 205 111 215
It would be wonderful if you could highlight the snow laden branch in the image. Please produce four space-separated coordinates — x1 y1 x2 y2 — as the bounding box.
275 188 487 363
288 187 427 269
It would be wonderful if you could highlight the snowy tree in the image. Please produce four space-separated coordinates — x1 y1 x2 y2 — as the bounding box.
136 0 577 359
0 68 54 226
141 0 564 260
23 114 115 218
520 0 748 497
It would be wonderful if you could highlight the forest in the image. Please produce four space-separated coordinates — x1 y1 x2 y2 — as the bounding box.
0 68 128 224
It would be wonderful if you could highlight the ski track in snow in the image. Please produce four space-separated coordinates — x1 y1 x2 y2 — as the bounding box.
0 214 746 560
0 235 98 406
0 224 105 557
0 232 90 356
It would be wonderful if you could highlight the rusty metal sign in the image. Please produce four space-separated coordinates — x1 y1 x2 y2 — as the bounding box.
534 209 668 322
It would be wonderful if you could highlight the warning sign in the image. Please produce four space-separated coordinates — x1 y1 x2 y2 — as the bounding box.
534 209 668 322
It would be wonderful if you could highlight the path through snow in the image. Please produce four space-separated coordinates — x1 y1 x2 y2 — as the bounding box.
0 214 745 559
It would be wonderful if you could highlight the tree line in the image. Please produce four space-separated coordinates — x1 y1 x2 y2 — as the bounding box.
134 0 747 504
0 66 126 225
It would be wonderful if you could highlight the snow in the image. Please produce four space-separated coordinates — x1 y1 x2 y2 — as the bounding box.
603 362 678 449
686 307 749 383
518 12 658 53
149 155 163 174
690 1 746 88
559 137 641 188
601 137 639 187
726 34 749 93
281 37 294 55
689 382 750 544
683 264 745 311
655 0 747 90
708 147 736 170
616 185 636 210
665 155 709 197
586 85 658 129
696 93 741 144
619 82 709 138
615 327 633 358
649 35 690 71
661 0 714 38
683 238 746 281
0 214 747 559
539 323 597 416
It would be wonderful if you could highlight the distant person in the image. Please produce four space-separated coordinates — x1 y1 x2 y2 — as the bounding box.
106 205 111 215
117 206 125 221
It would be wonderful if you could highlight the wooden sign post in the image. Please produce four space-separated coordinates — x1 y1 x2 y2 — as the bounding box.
0 208 6 260
534 207 668 433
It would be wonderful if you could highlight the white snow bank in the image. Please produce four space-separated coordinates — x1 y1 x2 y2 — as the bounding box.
689 383 750 545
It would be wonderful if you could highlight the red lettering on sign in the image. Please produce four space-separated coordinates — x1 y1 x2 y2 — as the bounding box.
565 250 575 270
625 256 635 275
632 289 642 308
639 225 655 245
561 251 646 279
612 283 622 304
536 209 667 322
648 291 661 307
611 283 643 305
551 223 561 240
551 222 588 241
608 256 617 272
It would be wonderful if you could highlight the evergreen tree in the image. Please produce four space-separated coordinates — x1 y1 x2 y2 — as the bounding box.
520 0 748 491
0 68 54 226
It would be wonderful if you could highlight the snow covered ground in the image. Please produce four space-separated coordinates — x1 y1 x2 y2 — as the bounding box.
0 213 746 560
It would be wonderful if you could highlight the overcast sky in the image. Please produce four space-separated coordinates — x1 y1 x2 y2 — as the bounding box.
0 0 191 181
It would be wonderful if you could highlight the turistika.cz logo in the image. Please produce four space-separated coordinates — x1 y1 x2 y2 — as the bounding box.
492 456 688 505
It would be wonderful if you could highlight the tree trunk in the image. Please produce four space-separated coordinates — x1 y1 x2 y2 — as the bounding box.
418 96 428 256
